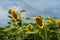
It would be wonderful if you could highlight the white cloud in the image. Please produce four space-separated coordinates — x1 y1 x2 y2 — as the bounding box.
0 6 9 27
0 6 8 19
22 0 60 10
53 9 58 14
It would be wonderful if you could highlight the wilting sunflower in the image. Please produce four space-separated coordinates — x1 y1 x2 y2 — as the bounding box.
25 24 32 32
47 16 53 24
48 20 53 24
55 20 60 27
33 16 44 29
11 9 21 21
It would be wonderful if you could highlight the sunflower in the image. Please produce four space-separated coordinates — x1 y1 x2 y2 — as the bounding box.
55 20 60 27
11 9 21 21
33 16 44 29
48 20 53 24
47 16 53 24
25 24 32 32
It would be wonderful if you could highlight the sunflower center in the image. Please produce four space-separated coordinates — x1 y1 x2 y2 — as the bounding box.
36 18 42 26
57 22 60 25
13 12 17 19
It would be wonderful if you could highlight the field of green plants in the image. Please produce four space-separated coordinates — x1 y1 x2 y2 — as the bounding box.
0 9 60 40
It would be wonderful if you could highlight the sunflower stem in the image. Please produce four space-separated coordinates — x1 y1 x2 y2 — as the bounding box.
44 26 47 40
22 20 25 40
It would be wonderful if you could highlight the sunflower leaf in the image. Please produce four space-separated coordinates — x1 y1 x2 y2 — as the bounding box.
26 17 31 20
20 10 26 13
8 22 11 24
8 9 11 14
8 16 12 18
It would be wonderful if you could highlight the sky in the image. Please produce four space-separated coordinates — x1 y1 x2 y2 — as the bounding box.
0 0 60 27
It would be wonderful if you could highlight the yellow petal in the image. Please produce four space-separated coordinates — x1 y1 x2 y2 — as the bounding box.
11 9 17 13
48 20 53 24
55 20 60 25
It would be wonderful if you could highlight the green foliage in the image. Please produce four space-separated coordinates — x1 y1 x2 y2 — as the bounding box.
20 10 26 13
8 16 12 19
0 9 60 40
26 17 31 20
8 9 11 14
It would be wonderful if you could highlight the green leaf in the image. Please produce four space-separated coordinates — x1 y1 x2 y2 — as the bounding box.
53 16 58 19
11 20 15 22
26 17 31 20
45 18 50 20
8 16 12 18
16 37 22 40
8 22 11 24
20 10 26 13
8 9 11 14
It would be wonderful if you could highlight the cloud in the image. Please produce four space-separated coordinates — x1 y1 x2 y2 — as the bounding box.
0 6 9 27
21 0 60 18
0 6 8 19
22 0 60 10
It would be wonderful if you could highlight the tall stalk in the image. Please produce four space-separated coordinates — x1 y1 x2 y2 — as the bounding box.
22 20 25 40
44 26 47 40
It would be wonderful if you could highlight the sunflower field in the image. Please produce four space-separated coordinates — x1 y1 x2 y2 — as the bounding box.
0 9 60 40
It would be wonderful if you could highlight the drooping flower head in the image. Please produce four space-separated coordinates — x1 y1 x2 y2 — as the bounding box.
25 24 33 32
48 20 53 24
47 16 53 24
11 9 21 21
33 16 44 29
